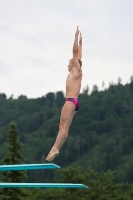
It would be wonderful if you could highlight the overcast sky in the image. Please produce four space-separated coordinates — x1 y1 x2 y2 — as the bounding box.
0 0 133 98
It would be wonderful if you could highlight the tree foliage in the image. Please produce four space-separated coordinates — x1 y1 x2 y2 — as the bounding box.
0 80 133 184
0 122 28 200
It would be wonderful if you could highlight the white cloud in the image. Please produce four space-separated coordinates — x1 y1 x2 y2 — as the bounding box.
0 0 133 98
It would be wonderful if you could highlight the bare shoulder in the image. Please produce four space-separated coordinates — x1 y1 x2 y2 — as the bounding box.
72 66 82 78
73 57 80 69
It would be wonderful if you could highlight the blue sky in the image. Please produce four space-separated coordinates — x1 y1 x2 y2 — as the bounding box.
0 0 133 98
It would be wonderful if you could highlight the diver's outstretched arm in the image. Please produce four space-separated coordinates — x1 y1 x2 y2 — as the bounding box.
78 32 82 59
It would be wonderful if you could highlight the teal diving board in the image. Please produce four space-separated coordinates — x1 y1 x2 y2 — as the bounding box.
0 183 88 188
0 163 60 171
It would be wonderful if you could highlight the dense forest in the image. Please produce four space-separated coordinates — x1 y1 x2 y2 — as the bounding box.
0 76 133 185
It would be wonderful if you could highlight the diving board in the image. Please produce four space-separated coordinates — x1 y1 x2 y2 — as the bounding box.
0 163 60 171
0 163 88 189
0 183 88 188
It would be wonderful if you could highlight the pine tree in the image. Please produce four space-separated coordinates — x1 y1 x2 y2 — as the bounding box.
0 122 28 200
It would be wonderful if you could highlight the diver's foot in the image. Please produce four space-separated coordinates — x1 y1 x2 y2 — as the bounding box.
46 148 59 161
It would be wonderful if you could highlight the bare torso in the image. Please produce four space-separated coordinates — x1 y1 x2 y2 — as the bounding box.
66 67 82 98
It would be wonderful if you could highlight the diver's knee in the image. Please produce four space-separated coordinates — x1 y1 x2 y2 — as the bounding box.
59 122 68 135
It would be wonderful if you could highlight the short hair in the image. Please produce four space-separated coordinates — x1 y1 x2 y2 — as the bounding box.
69 58 82 68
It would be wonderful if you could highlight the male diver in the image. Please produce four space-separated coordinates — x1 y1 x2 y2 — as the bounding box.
46 26 82 161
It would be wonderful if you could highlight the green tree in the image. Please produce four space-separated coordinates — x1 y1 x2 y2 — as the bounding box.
56 167 133 200
0 122 28 200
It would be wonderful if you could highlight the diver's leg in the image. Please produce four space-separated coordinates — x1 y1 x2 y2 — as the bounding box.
46 101 75 161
